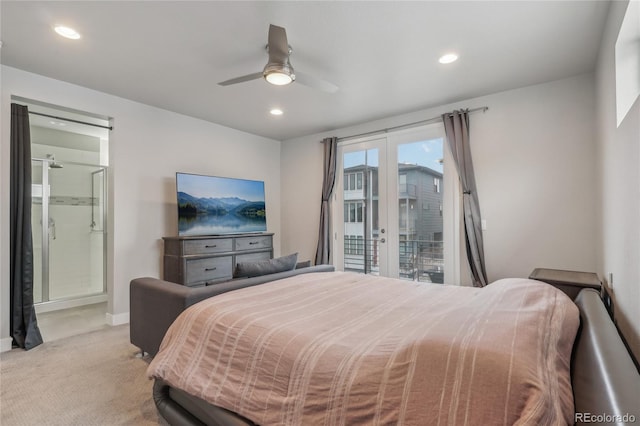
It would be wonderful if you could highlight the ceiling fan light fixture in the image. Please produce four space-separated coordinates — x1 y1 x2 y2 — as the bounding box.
263 63 295 86
265 72 293 85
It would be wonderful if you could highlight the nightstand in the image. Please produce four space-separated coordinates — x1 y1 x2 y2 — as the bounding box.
529 267 613 318
528 268 602 300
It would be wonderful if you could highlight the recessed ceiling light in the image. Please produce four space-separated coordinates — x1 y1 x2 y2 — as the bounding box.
438 53 458 64
54 26 81 40
270 108 283 116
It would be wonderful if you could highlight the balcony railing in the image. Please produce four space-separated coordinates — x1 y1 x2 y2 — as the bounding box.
398 183 417 198
343 238 444 283
399 239 444 283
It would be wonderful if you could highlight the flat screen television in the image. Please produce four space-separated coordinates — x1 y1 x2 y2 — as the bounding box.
176 172 267 236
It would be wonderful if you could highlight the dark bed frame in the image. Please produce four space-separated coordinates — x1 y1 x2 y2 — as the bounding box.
131 269 640 426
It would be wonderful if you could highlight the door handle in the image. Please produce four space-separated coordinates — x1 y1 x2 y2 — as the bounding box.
380 238 386 243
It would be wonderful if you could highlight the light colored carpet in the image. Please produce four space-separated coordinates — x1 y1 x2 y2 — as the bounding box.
0 325 165 425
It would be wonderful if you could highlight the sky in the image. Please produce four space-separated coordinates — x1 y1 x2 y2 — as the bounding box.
176 173 265 201
343 138 444 173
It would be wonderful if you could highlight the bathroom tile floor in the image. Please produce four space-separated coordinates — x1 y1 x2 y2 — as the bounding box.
37 302 109 342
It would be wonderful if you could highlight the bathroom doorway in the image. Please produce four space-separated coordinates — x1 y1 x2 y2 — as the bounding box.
31 159 107 305
21 99 110 339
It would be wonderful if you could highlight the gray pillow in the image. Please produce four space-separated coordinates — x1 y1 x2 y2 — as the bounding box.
233 253 298 278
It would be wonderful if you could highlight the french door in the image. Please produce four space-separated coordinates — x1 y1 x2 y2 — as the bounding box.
338 138 388 276
334 124 459 284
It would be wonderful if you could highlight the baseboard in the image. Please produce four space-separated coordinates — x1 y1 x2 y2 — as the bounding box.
35 294 108 314
1 337 14 353
106 311 129 326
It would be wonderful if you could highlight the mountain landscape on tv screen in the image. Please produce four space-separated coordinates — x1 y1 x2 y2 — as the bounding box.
177 192 266 235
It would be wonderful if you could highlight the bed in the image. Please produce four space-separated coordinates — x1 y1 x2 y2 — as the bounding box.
141 270 640 426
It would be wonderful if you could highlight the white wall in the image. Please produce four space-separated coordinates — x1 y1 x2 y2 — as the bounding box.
281 73 598 284
596 0 640 360
0 66 281 350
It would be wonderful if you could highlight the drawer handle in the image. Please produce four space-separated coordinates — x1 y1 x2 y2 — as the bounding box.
205 245 217 248
205 267 217 271
249 241 259 245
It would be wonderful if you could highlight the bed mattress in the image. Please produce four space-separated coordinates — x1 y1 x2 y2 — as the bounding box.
147 271 579 425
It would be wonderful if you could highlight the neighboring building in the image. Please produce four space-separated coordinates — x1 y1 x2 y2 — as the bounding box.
397 164 444 283
343 163 444 283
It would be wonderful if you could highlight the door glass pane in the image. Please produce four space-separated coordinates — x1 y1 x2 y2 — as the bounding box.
90 168 106 294
343 148 380 275
48 163 106 300
397 138 445 283
31 160 44 304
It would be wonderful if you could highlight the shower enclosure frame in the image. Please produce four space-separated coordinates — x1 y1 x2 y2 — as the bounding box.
32 156 108 311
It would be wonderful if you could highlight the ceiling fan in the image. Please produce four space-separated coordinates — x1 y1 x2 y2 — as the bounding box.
217 24 338 94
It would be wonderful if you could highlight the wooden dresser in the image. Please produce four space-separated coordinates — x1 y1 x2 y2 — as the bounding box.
163 233 274 287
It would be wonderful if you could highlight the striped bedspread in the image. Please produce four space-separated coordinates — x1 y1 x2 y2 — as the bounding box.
147 271 579 425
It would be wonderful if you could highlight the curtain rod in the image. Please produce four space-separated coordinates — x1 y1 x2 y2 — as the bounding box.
28 111 113 131
336 106 488 143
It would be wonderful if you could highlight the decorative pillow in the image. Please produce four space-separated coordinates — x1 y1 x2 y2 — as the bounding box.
233 253 298 278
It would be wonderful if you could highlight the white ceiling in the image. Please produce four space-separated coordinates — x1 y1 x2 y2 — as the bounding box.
1 1 610 141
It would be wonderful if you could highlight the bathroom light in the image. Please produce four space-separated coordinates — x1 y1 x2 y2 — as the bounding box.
270 108 284 116
54 25 81 40
438 53 458 64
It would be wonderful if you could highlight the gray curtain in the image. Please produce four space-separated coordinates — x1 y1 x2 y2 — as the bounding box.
10 103 43 349
442 109 488 287
314 137 338 265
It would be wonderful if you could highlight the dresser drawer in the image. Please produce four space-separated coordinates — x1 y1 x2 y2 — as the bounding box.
184 238 233 255
235 251 272 265
186 256 232 284
235 236 272 251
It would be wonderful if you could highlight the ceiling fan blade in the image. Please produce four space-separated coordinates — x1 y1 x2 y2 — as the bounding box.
295 71 339 94
267 24 290 64
218 72 263 86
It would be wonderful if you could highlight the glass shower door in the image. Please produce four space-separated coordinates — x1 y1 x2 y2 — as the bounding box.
32 159 106 304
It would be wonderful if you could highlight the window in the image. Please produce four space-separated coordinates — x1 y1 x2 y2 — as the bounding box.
356 236 364 255
346 236 353 254
344 202 364 223
344 235 365 255
434 177 441 193
615 0 640 127
344 172 364 190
